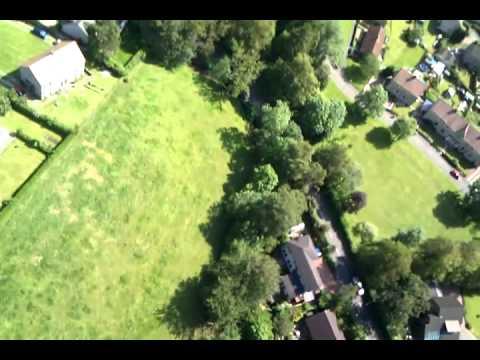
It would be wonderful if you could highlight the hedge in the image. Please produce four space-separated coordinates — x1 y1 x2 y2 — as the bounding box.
15 129 54 155
103 57 127 78
10 99 71 137
124 50 146 70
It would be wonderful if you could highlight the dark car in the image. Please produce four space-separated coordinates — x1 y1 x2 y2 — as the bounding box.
450 169 460 180
32 27 47 40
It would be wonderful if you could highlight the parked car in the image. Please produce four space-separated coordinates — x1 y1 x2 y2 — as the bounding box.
450 169 460 180
32 27 47 40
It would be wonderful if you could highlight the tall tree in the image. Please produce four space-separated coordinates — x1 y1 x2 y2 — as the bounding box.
247 164 279 193
259 100 292 134
87 20 120 62
462 180 480 224
356 85 388 119
138 20 201 68
359 54 380 81
298 95 347 139
412 237 460 282
391 227 424 247
246 309 274 340
272 308 294 339
390 117 417 141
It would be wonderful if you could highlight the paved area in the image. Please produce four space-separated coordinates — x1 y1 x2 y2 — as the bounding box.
327 61 470 193
310 190 381 340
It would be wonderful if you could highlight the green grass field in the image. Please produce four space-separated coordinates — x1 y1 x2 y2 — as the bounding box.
0 20 51 75
0 111 62 145
338 20 355 62
384 21 426 69
28 70 118 128
465 296 480 337
0 140 45 201
336 116 477 250
0 63 246 339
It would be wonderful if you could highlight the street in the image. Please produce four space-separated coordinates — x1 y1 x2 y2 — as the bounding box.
310 190 381 340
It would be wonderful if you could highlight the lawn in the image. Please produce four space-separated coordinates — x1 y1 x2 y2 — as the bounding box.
338 20 355 61
465 295 480 337
0 140 45 202
28 70 118 128
0 20 51 75
0 63 247 339
323 81 349 102
334 116 477 251
384 21 427 69
0 110 62 145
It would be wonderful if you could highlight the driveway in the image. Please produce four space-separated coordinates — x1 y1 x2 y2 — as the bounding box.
310 190 381 340
327 62 469 193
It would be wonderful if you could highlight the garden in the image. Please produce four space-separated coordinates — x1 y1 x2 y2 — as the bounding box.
0 63 247 339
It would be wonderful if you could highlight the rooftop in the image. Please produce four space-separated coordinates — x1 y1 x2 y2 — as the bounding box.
391 69 428 98
360 25 385 57
305 310 346 340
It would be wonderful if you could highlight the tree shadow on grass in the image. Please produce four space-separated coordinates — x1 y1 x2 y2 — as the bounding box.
432 190 468 228
365 127 392 149
192 73 227 111
344 64 366 86
154 265 214 339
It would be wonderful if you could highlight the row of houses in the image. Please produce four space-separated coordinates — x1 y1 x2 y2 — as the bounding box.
277 225 345 340
385 67 480 166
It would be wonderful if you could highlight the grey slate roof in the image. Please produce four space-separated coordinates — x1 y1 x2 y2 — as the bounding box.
432 296 464 322
306 310 346 340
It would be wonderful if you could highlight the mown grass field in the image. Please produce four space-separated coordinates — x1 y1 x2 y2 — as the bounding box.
0 20 51 75
465 296 480 337
28 70 118 128
0 63 246 339
0 139 45 202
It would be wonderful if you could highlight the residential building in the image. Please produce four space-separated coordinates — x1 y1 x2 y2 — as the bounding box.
386 69 428 106
61 20 96 44
434 48 457 69
20 41 86 100
305 310 346 340
437 20 463 36
280 235 337 304
359 25 385 58
462 42 480 74
424 99 480 166
423 296 464 340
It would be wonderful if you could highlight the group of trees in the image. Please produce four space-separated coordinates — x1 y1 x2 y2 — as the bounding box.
87 20 121 63
357 224 480 338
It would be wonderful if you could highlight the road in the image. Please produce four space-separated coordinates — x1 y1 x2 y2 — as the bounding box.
310 190 381 340
327 62 470 193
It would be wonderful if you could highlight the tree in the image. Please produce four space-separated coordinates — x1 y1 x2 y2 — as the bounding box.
298 95 347 139
283 122 304 141
344 191 367 213
404 26 424 47
412 237 460 282
358 239 413 289
315 61 330 90
247 164 279 193
226 20 276 54
138 20 201 68
462 180 480 224
272 308 294 340
205 241 280 329
259 100 292 134
391 227 424 247
359 54 380 82
87 20 120 62
247 309 274 340
352 222 378 243
447 241 480 288
209 56 232 87
260 53 320 108
390 117 417 141
356 85 388 119
0 87 12 116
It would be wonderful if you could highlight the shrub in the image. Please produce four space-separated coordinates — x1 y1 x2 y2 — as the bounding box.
352 222 378 243
125 49 146 70
344 191 367 213
103 57 127 78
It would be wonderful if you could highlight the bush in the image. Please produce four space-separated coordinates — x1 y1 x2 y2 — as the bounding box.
15 129 54 155
125 49 146 70
103 57 127 78
10 99 71 137
352 222 378 243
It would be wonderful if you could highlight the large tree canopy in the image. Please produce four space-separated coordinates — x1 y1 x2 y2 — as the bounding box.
462 180 480 224
87 20 121 62
356 85 388 119
259 100 292 134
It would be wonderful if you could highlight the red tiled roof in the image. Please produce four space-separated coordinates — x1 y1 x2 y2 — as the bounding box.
427 100 467 132
391 69 428 98
464 124 480 153
360 26 385 57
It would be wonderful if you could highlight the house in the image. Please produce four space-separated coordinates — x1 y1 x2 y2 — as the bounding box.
462 42 480 74
359 25 385 58
61 20 96 44
437 20 463 36
386 69 428 106
424 99 480 166
20 41 86 100
280 235 337 304
305 310 346 340
423 295 464 340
